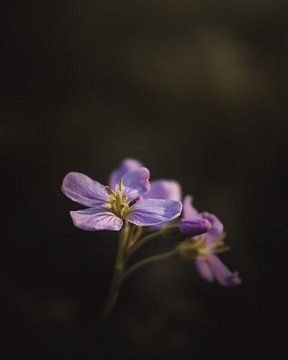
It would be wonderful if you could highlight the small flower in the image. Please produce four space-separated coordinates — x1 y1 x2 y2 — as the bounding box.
62 166 182 231
178 196 241 287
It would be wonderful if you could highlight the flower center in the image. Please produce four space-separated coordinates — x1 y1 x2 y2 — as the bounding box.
105 179 131 219
178 235 228 261
196 234 230 258
197 244 212 258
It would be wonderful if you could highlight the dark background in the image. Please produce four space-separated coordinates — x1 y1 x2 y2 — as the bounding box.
1 1 287 359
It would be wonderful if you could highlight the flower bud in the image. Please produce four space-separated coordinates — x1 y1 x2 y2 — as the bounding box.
178 218 211 237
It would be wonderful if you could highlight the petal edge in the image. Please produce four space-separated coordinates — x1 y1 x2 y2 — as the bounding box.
144 180 182 201
207 254 241 287
70 208 123 231
62 172 108 207
120 167 151 201
128 198 182 226
109 159 142 190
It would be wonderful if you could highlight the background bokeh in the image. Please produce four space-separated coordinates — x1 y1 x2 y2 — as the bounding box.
1 0 286 359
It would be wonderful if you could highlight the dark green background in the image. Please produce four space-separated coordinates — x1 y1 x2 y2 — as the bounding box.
1 1 286 359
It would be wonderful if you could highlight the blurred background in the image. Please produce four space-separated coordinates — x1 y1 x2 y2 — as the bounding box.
0 0 287 359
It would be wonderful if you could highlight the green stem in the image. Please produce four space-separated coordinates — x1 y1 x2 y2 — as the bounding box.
127 230 163 258
123 248 179 281
99 222 130 322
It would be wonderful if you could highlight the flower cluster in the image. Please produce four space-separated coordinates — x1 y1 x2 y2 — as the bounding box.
178 196 241 286
62 159 241 320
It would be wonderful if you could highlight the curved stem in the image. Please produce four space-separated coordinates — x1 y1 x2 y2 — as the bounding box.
98 222 130 323
127 230 163 258
123 248 179 281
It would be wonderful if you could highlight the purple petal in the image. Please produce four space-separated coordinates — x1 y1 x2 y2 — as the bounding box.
128 199 182 226
62 172 109 207
144 180 182 201
201 213 224 246
195 257 214 282
207 254 242 287
183 195 199 220
70 207 123 231
109 159 142 190
179 218 211 236
119 167 151 202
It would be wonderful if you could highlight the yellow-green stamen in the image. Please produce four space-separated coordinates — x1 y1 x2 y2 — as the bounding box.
178 233 230 261
105 180 131 219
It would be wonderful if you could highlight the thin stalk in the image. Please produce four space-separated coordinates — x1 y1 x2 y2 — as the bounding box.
98 222 129 322
123 248 179 281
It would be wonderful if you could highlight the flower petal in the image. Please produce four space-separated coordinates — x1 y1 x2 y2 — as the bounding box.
207 254 242 287
119 167 151 202
70 208 123 231
179 218 211 236
62 172 109 207
128 198 182 226
109 158 142 190
183 195 199 219
195 257 214 282
202 213 224 246
144 180 182 201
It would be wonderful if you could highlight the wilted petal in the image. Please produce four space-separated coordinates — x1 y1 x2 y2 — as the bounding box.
183 195 199 219
207 254 241 287
128 199 182 226
62 172 109 207
202 213 224 246
70 208 123 231
144 180 182 201
195 257 214 282
179 218 211 236
109 158 142 190
119 167 150 201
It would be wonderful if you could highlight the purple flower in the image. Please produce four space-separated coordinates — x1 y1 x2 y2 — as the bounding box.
180 195 241 287
62 166 182 231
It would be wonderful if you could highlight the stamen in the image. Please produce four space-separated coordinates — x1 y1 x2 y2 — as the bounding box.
119 178 123 192
105 180 130 219
105 186 115 196
214 245 230 254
